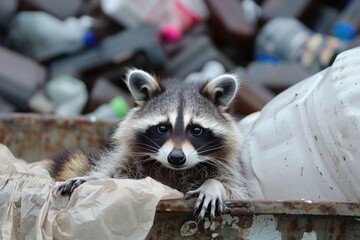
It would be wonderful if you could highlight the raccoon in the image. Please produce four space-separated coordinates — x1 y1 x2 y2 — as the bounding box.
50 69 248 220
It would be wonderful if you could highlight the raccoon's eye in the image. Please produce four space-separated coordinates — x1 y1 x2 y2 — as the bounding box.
191 126 203 136
157 124 169 134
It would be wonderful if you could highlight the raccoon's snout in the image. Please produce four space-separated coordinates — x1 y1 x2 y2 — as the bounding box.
167 149 186 166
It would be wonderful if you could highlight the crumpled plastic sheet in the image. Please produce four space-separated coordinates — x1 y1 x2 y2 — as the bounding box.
0 144 183 240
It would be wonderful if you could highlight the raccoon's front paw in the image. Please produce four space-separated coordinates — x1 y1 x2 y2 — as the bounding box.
55 176 91 195
185 179 226 221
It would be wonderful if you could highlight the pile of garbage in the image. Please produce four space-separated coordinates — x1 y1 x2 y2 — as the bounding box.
0 0 359 119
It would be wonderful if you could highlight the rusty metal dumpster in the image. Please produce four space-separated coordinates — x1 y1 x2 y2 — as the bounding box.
1 113 359 239
0 113 115 163
150 200 360 239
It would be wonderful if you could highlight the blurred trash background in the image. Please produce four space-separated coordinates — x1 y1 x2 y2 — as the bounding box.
0 0 359 120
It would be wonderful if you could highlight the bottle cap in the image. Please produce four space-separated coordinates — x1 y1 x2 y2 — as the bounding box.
110 96 129 117
332 22 356 41
160 23 182 42
83 29 96 47
255 52 280 63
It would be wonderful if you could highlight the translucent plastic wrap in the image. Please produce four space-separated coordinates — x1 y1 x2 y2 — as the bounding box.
0 144 183 239
240 47 360 201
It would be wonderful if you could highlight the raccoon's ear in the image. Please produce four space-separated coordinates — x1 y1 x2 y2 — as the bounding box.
202 74 240 108
126 69 162 104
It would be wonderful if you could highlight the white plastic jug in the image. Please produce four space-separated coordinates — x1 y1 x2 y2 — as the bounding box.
240 47 360 201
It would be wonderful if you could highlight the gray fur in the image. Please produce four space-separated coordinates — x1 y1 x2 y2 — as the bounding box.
56 70 248 220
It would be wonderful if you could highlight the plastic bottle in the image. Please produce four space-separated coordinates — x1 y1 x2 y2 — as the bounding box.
100 0 208 41
240 46 360 201
255 17 344 72
45 75 88 117
50 25 166 80
85 96 129 120
159 0 209 41
332 0 360 41
9 12 96 60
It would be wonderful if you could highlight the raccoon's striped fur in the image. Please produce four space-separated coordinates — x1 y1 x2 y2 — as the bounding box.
49 147 100 181
50 69 248 220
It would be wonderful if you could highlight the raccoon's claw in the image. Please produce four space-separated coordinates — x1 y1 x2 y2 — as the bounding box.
185 179 226 221
55 177 88 195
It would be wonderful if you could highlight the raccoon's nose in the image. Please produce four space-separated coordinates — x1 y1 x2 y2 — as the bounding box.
168 149 186 166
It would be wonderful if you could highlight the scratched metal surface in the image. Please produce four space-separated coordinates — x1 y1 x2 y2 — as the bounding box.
1 114 359 239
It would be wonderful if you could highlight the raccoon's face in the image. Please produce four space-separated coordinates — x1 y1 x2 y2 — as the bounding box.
117 69 242 170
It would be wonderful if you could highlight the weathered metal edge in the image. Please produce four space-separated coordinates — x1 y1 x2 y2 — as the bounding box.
0 112 116 124
157 199 360 217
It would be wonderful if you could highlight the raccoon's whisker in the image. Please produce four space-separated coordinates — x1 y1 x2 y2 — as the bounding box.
136 146 158 153
197 145 224 155
139 133 161 149
195 139 222 152
199 159 220 169
187 139 222 159
197 143 223 152
137 145 168 161
136 143 159 152
137 134 170 157
136 146 162 155
130 152 152 157
203 156 231 170
137 142 159 149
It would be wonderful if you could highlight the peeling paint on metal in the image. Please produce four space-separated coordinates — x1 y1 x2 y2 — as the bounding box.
243 215 282 240
221 214 240 229
302 231 317 240
180 220 198 237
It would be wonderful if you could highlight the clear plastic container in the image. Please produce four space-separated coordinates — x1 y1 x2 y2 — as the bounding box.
240 47 360 201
